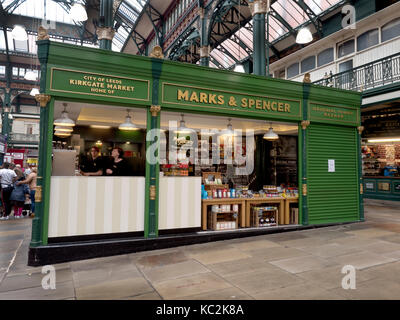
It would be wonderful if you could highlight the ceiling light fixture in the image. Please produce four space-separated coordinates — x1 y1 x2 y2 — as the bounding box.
175 114 192 134
296 27 313 44
119 109 138 131
221 118 237 137
70 3 88 21
11 25 28 41
368 138 400 143
54 103 75 127
24 70 37 81
30 88 40 96
90 125 111 129
54 125 73 132
54 131 71 137
263 122 279 140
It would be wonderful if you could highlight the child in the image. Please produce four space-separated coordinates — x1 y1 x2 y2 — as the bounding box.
22 194 31 217
10 168 29 219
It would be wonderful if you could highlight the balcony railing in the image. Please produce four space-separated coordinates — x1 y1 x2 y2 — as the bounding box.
313 52 400 92
9 133 39 143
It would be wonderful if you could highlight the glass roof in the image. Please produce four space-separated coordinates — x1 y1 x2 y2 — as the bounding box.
210 0 343 69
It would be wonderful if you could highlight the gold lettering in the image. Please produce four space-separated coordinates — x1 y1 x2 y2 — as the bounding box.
248 99 255 109
69 79 75 85
263 101 271 110
200 92 208 103
209 94 217 104
190 91 199 102
271 102 277 111
217 95 224 105
285 103 291 113
256 100 262 109
241 98 248 108
278 103 284 112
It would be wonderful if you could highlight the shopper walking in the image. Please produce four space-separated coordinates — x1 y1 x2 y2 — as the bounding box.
0 162 17 220
16 167 37 217
10 168 29 219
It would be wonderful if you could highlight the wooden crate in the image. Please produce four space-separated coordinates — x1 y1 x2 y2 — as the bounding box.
250 207 278 228
290 208 299 224
202 172 228 191
207 210 238 231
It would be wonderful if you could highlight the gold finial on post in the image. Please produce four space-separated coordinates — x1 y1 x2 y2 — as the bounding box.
150 46 164 59
37 26 50 41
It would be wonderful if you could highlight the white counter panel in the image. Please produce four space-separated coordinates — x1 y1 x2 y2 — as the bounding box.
158 177 202 230
48 177 145 237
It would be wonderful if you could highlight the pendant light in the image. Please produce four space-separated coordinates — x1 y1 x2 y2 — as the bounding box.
221 118 236 137
54 125 73 132
30 88 40 96
54 103 75 127
54 131 71 137
296 27 313 44
24 70 37 81
175 114 191 134
263 122 279 140
11 25 28 41
296 9 313 45
234 1 245 73
119 109 138 131
70 3 88 21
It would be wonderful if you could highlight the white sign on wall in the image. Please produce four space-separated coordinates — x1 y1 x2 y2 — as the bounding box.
328 159 335 172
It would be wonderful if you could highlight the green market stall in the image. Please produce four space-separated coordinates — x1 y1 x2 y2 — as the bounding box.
28 38 363 266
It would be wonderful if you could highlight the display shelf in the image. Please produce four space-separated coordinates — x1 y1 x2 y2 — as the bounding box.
250 207 278 228
208 211 238 231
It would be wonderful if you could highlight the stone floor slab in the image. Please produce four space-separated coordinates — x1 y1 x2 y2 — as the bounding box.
153 273 232 299
0 281 75 300
252 282 346 300
230 239 281 251
76 277 154 300
269 255 337 274
141 260 210 283
344 228 397 239
298 243 360 258
0 268 73 292
135 250 189 270
206 257 278 277
186 248 251 265
330 251 396 270
180 287 254 300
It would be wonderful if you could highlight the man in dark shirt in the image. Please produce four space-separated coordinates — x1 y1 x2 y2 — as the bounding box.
80 146 104 176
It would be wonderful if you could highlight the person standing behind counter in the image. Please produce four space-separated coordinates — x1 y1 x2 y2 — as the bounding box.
80 146 105 176
106 147 130 176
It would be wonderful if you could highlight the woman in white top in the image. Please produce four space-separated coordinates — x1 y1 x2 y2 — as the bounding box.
0 162 17 219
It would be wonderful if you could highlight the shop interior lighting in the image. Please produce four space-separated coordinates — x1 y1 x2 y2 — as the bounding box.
30 88 40 96
368 138 400 143
54 103 75 127
90 125 111 129
220 118 237 137
175 114 192 134
119 109 138 131
54 125 73 132
263 122 279 140
70 3 88 21
11 25 28 41
54 131 71 137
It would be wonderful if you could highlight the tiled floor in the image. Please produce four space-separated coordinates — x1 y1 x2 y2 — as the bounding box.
0 198 399 300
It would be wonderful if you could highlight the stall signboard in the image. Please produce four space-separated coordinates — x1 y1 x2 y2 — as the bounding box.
309 103 359 125
162 83 302 120
49 68 150 103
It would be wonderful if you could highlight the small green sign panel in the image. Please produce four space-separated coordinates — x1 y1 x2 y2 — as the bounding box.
50 67 150 102
309 103 359 125
162 83 302 120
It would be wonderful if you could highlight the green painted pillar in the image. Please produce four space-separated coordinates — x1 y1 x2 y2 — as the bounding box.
144 53 163 238
199 7 210 67
357 125 365 221
144 106 161 238
250 0 269 76
1 89 11 142
301 82 311 225
30 38 50 248
99 0 114 50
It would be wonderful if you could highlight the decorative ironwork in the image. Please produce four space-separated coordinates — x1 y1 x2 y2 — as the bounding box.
314 52 400 92
150 105 161 116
